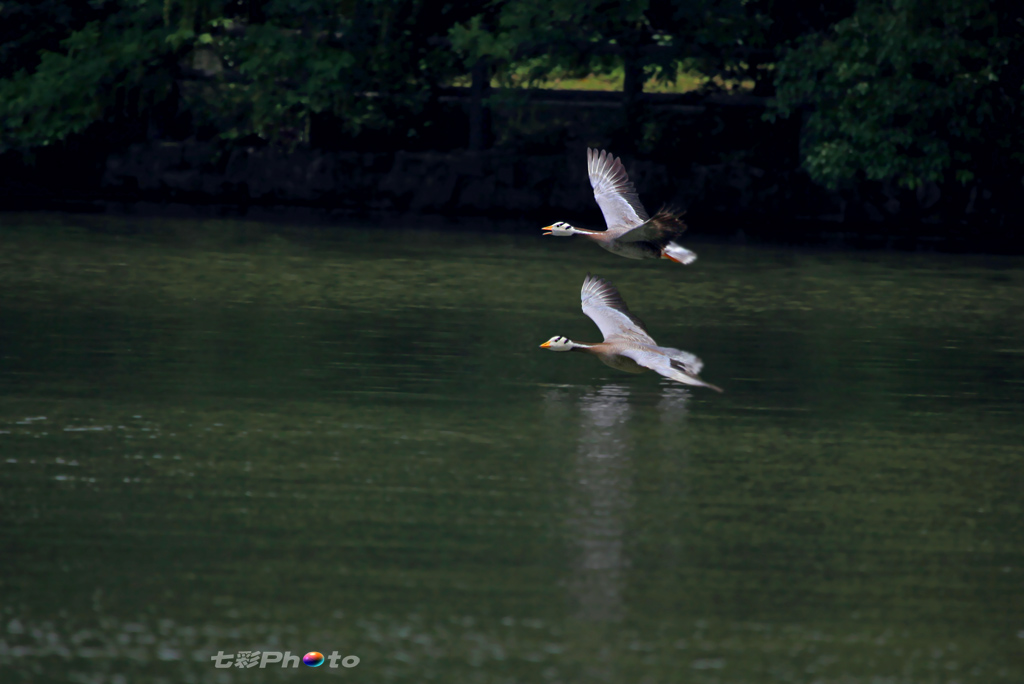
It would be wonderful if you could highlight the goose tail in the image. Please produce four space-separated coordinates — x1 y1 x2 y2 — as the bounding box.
662 241 698 265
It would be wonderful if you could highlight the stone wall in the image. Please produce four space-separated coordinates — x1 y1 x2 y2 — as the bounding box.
100 141 834 220
1 136 1013 247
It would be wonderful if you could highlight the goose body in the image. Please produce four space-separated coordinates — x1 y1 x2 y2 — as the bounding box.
542 149 697 265
540 275 722 392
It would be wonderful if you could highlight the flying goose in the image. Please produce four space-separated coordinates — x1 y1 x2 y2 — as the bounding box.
542 148 697 264
540 274 722 392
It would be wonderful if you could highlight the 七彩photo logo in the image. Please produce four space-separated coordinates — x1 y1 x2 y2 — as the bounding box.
210 650 359 669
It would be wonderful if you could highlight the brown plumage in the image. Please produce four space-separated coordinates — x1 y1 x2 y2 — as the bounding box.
539 275 722 392
542 149 697 265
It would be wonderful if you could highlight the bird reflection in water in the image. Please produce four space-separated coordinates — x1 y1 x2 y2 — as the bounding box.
543 382 691 679
656 383 691 430
544 383 691 623
567 383 634 623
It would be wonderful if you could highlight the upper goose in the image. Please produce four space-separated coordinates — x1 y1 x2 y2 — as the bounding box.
540 274 722 392
542 148 697 265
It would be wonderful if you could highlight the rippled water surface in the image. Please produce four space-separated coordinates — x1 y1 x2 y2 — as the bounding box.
1 212 1022 683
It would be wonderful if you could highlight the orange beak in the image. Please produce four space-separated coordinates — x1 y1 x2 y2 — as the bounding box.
539 340 552 348
541 225 554 234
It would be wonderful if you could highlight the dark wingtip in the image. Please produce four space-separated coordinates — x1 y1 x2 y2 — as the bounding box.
655 203 686 215
653 205 688 227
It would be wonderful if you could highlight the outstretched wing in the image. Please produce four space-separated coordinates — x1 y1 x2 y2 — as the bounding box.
617 208 688 244
666 349 704 376
588 148 649 230
618 346 723 392
580 274 654 344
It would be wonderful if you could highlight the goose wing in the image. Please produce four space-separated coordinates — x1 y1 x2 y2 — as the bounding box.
617 346 723 392
588 148 649 231
580 274 654 344
616 208 687 244
660 346 703 376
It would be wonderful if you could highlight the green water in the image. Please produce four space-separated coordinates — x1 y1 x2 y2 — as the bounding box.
1 211 1022 683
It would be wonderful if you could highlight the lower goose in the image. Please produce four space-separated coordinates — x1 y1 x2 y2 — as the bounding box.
540 274 723 392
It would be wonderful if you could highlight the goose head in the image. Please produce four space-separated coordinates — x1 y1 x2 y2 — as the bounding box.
542 221 576 237
539 336 575 351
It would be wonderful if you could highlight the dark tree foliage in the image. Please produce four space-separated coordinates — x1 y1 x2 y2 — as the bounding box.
771 0 1024 189
0 0 1021 194
0 1 111 78
0 1 180 152
0 0 486 152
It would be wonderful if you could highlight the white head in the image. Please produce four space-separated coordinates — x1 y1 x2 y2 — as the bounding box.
539 335 575 351
542 221 576 237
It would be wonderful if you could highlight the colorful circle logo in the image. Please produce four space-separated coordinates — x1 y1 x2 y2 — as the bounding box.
303 651 325 667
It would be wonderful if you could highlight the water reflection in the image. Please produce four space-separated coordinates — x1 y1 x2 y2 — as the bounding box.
655 382 692 492
543 383 694 681
545 383 692 625
656 383 691 420
4 215 1023 683
567 384 634 624
652 383 693 583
